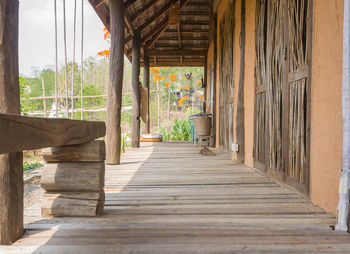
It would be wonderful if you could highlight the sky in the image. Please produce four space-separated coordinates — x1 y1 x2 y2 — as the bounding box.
19 0 110 77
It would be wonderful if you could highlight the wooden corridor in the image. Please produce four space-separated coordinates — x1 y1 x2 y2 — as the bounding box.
1 142 350 253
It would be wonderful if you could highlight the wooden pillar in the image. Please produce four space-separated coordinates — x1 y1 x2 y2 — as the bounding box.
106 0 124 165
204 55 208 112
142 54 150 134
131 31 141 148
0 0 23 245
236 0 245 163
212 13 218 147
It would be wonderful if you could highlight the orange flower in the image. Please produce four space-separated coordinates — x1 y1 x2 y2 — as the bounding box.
196 80 201 85
153 74 159 83
200 94 204 99
183 95 189 100
170 74 176 82
103 27 110 40
164 81 171 88
97 49 110 58
150 67 159 74
159 76 166 81
184 86 190 91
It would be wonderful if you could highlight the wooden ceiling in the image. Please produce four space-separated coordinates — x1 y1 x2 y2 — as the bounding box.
88 0 210 67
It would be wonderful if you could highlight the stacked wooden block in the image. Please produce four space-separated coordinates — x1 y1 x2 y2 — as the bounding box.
40 140 105 217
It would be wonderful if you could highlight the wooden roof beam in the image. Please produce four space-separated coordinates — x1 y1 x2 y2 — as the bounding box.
141 17 168 45
187 2 210 7
154 44 208 48
144 49 207 56
157 37 209 41
96 0 107 8
124 13 135 36
136 0 177 32
177 24 182 48
181 12 209 16
165 29 209 34
124 0 138 9
146 22 169 48
144 61 205 67
131 0 157 22
143 0 190 46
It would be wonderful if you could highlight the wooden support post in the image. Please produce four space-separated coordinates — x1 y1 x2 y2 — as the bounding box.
106 0 124 164
131 31 141 148
235 0 245 163
212 13 217 148
142 54 150 134
204 55 207 112
0 0 23 245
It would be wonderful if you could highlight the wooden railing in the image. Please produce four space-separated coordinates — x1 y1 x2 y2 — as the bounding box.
0 113 106 154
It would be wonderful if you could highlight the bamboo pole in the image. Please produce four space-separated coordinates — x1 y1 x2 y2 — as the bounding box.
54 0 58 117
157 78 160 132
81 0 84 120
41 76 47 117
71 0 77 119
167 88 171 120
63 0 69 117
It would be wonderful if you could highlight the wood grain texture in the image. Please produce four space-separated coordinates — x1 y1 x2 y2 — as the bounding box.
0 0 23 245
106 0 124 165
41 191 105 218
0 113 106 155
3 142 348 253
42 140 106 162
235 0 245 163
142 54 150 134
131 31 141 148
40 162 105 192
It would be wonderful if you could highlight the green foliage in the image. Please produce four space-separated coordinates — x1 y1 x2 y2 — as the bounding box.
19 77 36 115
121 133 131 154
186 106 201 117
23 161 43 171
160 126 171 141
171 119 191 141
161 119 191 141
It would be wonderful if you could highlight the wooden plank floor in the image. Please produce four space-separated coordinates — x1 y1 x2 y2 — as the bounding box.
1 142 350 253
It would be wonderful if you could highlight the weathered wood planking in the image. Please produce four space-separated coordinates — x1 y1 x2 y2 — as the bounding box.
2 142 350 253
0 113 106 154
40 162 105 192
42 140 105 162
41 191 105 218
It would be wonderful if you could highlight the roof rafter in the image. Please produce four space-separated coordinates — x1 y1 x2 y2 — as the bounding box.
124 0 138 9
136 0 178 32
143 0 190 46
130 0 158 22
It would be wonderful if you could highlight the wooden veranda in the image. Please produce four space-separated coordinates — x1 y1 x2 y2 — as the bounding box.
1 142 350 253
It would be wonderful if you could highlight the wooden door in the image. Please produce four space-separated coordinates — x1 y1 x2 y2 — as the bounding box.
254 0 312 194
266 0 285 181
284 0 312 194
254 0 268 171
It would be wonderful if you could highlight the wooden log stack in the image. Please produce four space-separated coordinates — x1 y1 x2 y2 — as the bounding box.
40 140 105 217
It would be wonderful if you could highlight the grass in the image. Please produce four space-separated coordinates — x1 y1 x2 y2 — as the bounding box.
23 161 43 171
